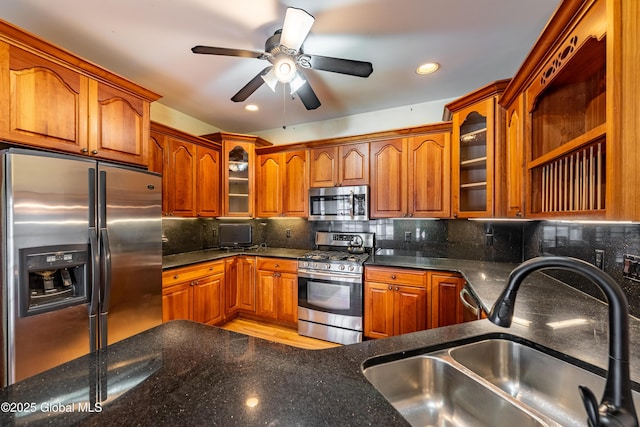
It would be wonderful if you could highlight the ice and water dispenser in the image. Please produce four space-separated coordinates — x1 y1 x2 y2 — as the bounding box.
19 244 90 317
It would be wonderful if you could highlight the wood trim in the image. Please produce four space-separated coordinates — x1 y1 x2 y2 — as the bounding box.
444 79 511 118
201 131 272 148
500 0 601 107
0 19 160 101
151 121 221 148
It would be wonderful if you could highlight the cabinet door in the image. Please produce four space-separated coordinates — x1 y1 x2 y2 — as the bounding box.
370 139 407 218
168 138 197 216
223 141 255 217
88 80 148 166
452 98 495 218
148 131 168 215
339 143 369 186
408 134 451 218
256 153 283 217
364 282 394 339
256 270 277 319
394 286 427 335
504 95 525 218
225 257 239 316
238 257 256 312
0 43 89 153
283 150 309 217
309 146 338 187
192 272 225 325
430 273 466 328
196 145 221 217
162 282 192 322
276 272 298 324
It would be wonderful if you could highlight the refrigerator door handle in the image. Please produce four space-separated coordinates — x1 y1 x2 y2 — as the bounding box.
99 228 112 350
88 168 100 353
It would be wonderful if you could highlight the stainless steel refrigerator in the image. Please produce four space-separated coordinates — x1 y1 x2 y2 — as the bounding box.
0 147 162 386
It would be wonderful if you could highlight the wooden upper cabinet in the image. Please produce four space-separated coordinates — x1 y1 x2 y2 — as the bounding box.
196 145 221 217
150 122 221 218
448 80 508 218
370 127 451 219
0 22 159 166
168 138 197 217
408 133 451 218
502 94 525 218
370 138 407 218
256 149 308 217
222 140 255 217
88 81 148 165
310 142 368 187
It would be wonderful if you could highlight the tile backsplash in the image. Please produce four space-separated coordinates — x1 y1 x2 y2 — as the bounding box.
163 217 640 317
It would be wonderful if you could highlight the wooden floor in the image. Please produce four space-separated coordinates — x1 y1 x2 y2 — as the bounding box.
222 318 341 350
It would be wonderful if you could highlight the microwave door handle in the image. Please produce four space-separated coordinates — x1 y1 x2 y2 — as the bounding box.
350 190 355 218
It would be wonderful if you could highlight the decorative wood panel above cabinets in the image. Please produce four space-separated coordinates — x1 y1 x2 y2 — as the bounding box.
0 20 159 166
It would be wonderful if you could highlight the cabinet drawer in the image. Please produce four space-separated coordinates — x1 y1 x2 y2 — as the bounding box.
162 260 225 288
365 266 426 288
256 257 298 273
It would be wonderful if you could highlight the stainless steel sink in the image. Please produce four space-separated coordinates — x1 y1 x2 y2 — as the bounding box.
363 337 640 427
448 339 640 427
362 355 546 427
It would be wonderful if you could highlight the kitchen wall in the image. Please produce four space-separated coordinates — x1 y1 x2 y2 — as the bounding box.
162 217 640 318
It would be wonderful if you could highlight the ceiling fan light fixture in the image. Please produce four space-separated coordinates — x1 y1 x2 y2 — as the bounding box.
416 62 440 75
289 73 307 95
261 68 278 92
273 56 297 83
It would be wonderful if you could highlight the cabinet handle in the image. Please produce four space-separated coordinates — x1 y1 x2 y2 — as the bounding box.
81 148 89 153
391 274 396 280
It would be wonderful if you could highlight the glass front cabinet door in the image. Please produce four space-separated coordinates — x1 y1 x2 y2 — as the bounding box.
223 141 255 217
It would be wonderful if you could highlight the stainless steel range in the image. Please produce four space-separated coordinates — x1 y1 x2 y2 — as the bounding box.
297 231 374 345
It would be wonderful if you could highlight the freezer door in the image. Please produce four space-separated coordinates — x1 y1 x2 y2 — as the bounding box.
97 164 162 348
3 150 95 385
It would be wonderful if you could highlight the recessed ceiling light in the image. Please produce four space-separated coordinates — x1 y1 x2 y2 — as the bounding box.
416 62 440 75
245 104 259 112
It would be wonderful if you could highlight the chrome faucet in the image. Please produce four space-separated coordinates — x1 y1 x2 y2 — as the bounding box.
488 256 638 427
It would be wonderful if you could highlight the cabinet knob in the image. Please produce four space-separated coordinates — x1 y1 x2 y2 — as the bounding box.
275 264 279 268
391 274 396 280
81 148 89 153
91 150 98 155
453 213 458 218
395 287 399 291
408 213 413 217
388 286 392 290
516 211 523 217
173 275 179 279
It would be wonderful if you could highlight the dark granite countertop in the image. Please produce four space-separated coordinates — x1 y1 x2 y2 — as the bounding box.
162 247 309 269
2 253 640 426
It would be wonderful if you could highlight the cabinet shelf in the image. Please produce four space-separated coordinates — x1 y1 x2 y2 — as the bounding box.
528 123 606 170
460 157 487 167
460 128 487 143
460 182 487 189
229 194 249 198
229 177 249 181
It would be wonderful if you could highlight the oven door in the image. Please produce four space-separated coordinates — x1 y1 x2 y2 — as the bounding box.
298 270 362 317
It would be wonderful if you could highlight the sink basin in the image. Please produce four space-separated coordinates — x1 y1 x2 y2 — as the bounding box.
448 338 640 427
363 336 640 427
363 355 546 427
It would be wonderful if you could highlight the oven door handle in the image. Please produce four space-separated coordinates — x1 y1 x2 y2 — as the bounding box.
298 269 362 282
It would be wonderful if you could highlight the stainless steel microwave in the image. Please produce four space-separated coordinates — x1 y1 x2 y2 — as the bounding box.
308 185 369 221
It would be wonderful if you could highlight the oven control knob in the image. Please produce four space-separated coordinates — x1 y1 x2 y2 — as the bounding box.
348 265 355 271
325 263 331 269
339 265 345 271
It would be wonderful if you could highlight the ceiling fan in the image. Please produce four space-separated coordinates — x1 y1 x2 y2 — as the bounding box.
191 7 373 110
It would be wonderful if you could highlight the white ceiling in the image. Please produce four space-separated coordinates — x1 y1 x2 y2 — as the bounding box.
0 0 561 135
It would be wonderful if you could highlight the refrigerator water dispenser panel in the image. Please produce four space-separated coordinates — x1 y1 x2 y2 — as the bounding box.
20 244 89 317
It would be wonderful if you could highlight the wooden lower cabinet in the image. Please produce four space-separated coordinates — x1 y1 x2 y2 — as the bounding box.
225 256 256 318
255 257 298 325
430 272 468 328
162 260 225 325
365 267 475 339
364 266 427 339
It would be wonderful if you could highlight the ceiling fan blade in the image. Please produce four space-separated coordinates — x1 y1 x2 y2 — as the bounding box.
307 55 373 77
280 7 315 52
192 45 265 59
231 67 272 102
295 78 321 110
